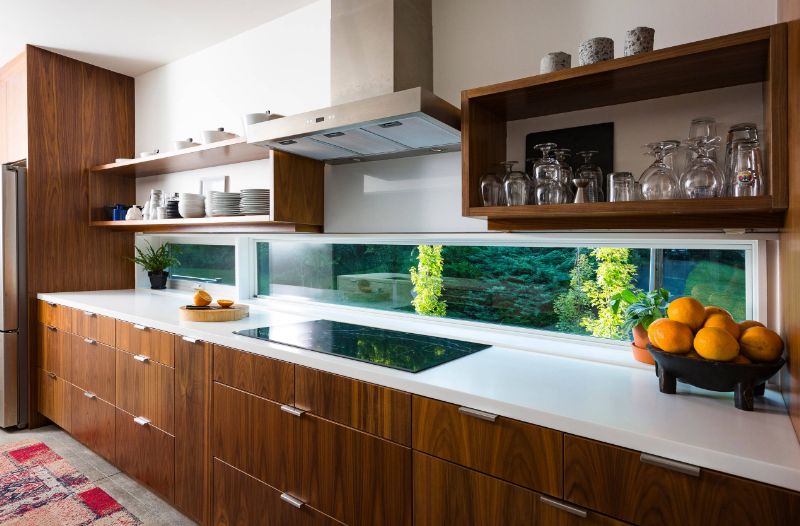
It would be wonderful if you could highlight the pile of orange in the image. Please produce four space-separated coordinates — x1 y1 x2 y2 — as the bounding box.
647 297 784 364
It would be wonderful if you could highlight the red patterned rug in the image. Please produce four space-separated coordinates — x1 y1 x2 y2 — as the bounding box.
0 440 140 525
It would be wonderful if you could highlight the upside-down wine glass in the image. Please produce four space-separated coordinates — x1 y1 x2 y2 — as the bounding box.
575 150 604 202
640 141 680 200
680 136 724 199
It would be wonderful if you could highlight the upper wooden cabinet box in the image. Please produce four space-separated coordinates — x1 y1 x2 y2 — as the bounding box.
38 323 71 381
564 435 800 526
71 334 115 404
38 300 72 332
213 345 294 405
412 396 563 497
116 320 174 367
71 309 115 347
295 366 412 445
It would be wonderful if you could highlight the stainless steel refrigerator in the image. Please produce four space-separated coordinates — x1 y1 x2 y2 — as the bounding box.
0 160 27 428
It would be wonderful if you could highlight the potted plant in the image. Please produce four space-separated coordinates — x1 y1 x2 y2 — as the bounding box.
130 242 180 289
610 288 670 365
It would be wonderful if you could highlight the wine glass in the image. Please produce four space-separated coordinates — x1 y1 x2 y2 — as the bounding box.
729 139 764 197
640 141 680 200
480 172 503 206
501 161 530 206
680 136 724 199
554 148 575 203
575 150 604 202
533 143 565 205
671 116 718 178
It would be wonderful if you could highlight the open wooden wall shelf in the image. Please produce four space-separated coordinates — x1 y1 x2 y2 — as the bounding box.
462 24 789 230
90 216 322 233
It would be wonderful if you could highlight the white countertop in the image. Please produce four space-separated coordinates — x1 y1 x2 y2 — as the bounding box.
39 289 800 492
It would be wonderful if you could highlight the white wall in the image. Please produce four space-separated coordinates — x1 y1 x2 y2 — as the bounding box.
133 0 777 233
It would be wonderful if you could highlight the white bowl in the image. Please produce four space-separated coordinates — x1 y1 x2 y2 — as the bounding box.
178 202 205 218
202 128 238 144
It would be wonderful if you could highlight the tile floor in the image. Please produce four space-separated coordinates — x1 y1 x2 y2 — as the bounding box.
0 425 195 525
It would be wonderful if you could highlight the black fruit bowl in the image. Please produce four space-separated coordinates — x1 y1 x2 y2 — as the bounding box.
647 345 785 411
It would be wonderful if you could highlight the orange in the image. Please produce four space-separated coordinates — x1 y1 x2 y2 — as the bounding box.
739 327 784 363
648 319 694 354
193 289 212 307
703 314 741 340
693 327 739 362
667 297 706 332
733 354 752 365
739 320 765 332
704 306 732 321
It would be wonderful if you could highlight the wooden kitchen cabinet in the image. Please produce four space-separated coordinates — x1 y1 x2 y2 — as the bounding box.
564 435 800 526
213 458 343 526
70 384 115 463
174 337 212 525
71 334 115 403
36 368 71 432
213 344 294 404
115 408 175 500
71 309 115 347
38 300 72 332
295 366 412 445
37 324 71 381
412 396 563 497
116 320 175 367
115 349 174 434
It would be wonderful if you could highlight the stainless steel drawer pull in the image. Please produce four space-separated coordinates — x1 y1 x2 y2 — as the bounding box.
46 325 57 331
133 416 151 426
133 324 147 331
280 493 304 509
640 453 701 477
539 496 588 519
133 354 150 363
83 311 96 317
83 338 96 345
83 391 97 400
280 405 305 417
458 406 498 422
181 336 199 344
47 372 56 379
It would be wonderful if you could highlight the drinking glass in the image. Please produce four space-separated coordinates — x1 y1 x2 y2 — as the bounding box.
680 136 724 199
608 172 635 202
480 172 503 206
729 139 764 197
501 161 530 206
533 143 565 205
725 123 760 194
575 150 604 202
554 148 575 203
640 141 680 200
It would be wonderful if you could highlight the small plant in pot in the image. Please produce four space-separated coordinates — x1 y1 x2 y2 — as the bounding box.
130 242 180 290
610 288 670 365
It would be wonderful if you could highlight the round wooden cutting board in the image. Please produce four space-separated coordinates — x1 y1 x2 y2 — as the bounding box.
178 305 249 322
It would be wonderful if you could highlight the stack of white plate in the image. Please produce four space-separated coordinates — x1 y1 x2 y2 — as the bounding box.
206 191 242 216
178 193 205 218
240 188 270 215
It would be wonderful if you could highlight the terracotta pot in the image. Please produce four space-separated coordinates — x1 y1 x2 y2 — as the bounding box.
632 324 650 348
631 343 655 365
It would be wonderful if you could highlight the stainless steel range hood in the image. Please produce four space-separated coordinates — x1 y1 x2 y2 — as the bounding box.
247 0 460 164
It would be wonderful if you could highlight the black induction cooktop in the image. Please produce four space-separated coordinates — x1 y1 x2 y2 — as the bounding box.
234 320 490 373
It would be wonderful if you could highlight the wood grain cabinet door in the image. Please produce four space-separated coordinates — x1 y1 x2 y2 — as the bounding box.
413 451 537 526
36 368 71 432
564 435 800 526
295 366 412 445
295 412 412 526
38 324 70 380
213 345 294 404
70 384 115 463
38 300 72 332
71 309 115 347
213 458 343 526
71 334 115 403
115 350 174 434
116 320 174 367
412 396 563 497
115 408 174 501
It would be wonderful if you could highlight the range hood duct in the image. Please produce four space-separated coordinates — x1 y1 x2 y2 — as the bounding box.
247 0 460 164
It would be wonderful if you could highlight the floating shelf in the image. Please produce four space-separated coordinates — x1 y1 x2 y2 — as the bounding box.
91 215 321 233
91 137 269 178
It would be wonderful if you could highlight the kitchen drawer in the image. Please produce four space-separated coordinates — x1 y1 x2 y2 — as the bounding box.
213 344 294 404
38 300 72 332
71 309 115 347
37 368 71 432
115 408 174 501
564 435 800 526
413 451 537 526
412 396 563 496
212 382 295 491
295 366 411 445
70 384 115 463
116 349 174 434
116 320 174 367
536 496 631 526
38 324 70 380
71 334 115 403
296 412 412 526
213 458 343 526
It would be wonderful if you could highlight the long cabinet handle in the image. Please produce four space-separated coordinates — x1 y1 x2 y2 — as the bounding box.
458 405 498 422
83 338 96 345
133 416 151 426
133 324 147 331
640 453 701 477
83 311 96 317
182 336 199 344
279 493 304 509
133 354 150 363
280 405 305 417
539 496 588 519
47 371 56 379
83 391 97 400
